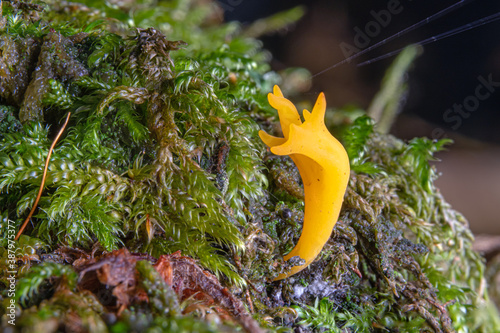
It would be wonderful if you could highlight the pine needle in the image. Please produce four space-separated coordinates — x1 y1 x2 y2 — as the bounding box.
15 112 71 240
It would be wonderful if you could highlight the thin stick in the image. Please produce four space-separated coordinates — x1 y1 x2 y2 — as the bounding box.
15 112 71 241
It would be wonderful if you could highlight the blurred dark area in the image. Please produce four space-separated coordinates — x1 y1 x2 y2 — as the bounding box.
218 0 500 234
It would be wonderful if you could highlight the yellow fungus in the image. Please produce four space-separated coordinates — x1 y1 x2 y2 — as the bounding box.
259 86 350 280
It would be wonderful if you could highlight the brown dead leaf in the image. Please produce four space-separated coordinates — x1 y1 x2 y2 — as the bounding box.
70 248 262 332
154 251 264 333
76 248 141 314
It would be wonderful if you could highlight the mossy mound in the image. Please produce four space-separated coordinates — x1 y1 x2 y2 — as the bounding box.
1 1 499 332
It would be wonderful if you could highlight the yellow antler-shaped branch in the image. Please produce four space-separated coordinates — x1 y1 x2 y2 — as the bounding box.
259 86 350 280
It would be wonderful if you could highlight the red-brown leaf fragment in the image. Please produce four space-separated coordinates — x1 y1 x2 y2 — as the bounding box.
76 248 141 314
154 251 264 333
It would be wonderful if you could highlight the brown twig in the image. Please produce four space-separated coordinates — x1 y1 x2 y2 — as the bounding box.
15 112 71 240
245 289 254 313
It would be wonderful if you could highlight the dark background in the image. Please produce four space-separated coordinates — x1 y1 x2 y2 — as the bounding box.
221 0 500 143
219 0 500 234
